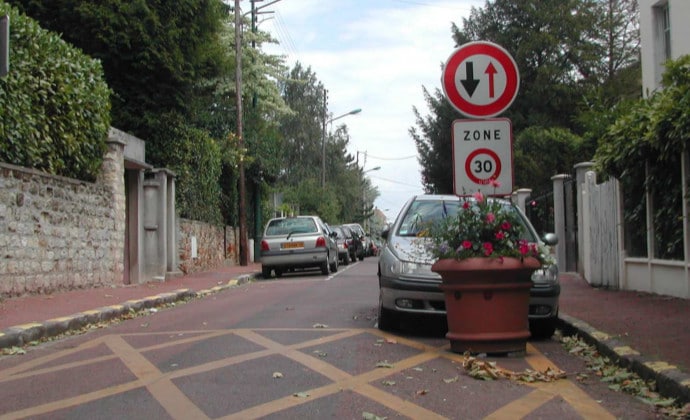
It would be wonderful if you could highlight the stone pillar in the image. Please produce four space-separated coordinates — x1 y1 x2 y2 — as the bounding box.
99 131 126 283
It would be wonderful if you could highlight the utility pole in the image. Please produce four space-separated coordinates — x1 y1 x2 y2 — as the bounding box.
235 0 248 266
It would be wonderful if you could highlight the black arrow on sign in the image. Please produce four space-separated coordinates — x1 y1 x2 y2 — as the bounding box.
460 61 480 97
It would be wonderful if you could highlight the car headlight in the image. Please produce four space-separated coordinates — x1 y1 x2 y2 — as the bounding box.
531 264 559 284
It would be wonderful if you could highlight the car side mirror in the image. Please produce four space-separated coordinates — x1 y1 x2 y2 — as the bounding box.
381 229 389 240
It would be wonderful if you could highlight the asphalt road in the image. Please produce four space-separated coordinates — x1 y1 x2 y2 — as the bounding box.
0 259 665 419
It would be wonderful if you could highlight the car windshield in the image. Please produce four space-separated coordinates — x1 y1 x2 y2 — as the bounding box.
265 218 318 236
396 198 538 242
397 200 460 236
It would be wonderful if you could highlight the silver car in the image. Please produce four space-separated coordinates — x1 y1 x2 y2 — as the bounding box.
377 194 560 338
260 215 339 278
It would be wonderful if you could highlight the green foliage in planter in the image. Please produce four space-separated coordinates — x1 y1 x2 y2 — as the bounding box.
146 113 223 225
0 2 111 181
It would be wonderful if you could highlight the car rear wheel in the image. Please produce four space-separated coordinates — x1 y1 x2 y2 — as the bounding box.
342 252 350 265
275 268 283 278
330 255 338 272
261 266 272 279
321 260 330 275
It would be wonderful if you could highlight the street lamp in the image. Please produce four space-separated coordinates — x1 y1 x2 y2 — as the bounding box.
321 94 361 188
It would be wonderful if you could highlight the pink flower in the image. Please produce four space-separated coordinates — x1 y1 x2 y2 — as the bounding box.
501 221 511 230
486 212 495 223
483 242 493 256
495 231 505 240
472 191 484 203
462 240 472 249
462 201 470 209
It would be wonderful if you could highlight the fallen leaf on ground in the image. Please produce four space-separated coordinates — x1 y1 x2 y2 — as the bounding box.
272 372 283 379
312 323 328 328
293 392 309 398
376 361 394 368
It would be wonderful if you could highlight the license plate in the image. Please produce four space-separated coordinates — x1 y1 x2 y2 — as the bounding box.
281 241 304 249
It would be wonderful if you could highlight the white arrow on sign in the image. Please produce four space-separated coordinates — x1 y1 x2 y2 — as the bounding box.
452 118 514 196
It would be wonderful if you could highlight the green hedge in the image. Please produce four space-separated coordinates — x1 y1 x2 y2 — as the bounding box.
0 2 111 181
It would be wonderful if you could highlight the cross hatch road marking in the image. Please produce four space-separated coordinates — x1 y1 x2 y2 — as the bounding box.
0 328 615 419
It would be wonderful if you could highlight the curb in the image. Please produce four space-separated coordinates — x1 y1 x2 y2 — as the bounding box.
557 313 690 404
0 274 255 351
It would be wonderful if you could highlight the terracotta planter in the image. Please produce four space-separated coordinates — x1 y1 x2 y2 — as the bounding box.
431 257 541 355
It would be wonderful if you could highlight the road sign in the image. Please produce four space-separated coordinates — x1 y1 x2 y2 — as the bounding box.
452 118 513 196
442 41 519 118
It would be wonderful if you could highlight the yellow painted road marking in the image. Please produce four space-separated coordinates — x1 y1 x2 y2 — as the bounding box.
0 328 622 420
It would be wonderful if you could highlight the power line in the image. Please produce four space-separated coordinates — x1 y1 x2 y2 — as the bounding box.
365 153 417 161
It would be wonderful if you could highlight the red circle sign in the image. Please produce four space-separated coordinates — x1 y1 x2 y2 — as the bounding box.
442 41 519 118
464 148 502 185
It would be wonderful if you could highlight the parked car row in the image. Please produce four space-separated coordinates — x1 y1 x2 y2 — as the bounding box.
258 195 560 340
259 216 379 279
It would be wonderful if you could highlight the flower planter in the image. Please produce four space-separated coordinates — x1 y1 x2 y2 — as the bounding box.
431 257 541 355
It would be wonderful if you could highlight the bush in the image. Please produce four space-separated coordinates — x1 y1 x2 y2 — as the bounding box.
0 2 111 181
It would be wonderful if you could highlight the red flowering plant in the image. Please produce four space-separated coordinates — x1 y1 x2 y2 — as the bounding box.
422 191 550 265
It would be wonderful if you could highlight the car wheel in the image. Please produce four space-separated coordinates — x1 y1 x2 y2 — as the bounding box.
261 266 272 279
330 253 338 272
377 291 398 331
275 268 283 278
321 260 330 275
358 253 364 261
343 252 350 265
529 318 557 339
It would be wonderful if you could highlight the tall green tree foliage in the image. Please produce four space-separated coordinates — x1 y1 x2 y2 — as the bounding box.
414 0 641 194
452 0 602 131
276 63 377 223
8 0 228 140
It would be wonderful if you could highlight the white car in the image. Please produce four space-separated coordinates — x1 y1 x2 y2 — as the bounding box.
377 194 560 338
260 215 339 278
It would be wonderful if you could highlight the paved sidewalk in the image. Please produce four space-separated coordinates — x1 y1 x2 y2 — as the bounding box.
1 265 689 403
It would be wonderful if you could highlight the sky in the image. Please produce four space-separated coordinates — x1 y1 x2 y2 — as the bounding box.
259 0 484 222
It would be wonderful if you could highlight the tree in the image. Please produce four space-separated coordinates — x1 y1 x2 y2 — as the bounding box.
413 0 642 194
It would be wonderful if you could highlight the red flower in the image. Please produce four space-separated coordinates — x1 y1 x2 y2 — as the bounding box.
483 242 494 256
518 240 529 255
495 231 505 240
462 201 470 209
501 221 511 230
462 240 472 249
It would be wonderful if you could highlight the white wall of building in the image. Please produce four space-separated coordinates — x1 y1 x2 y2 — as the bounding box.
640 0 690 95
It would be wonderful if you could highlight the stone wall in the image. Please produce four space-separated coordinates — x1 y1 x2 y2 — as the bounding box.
0 138 125 298
177 219 238 275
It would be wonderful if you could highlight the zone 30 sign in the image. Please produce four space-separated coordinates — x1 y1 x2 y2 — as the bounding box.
452 119 513 196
